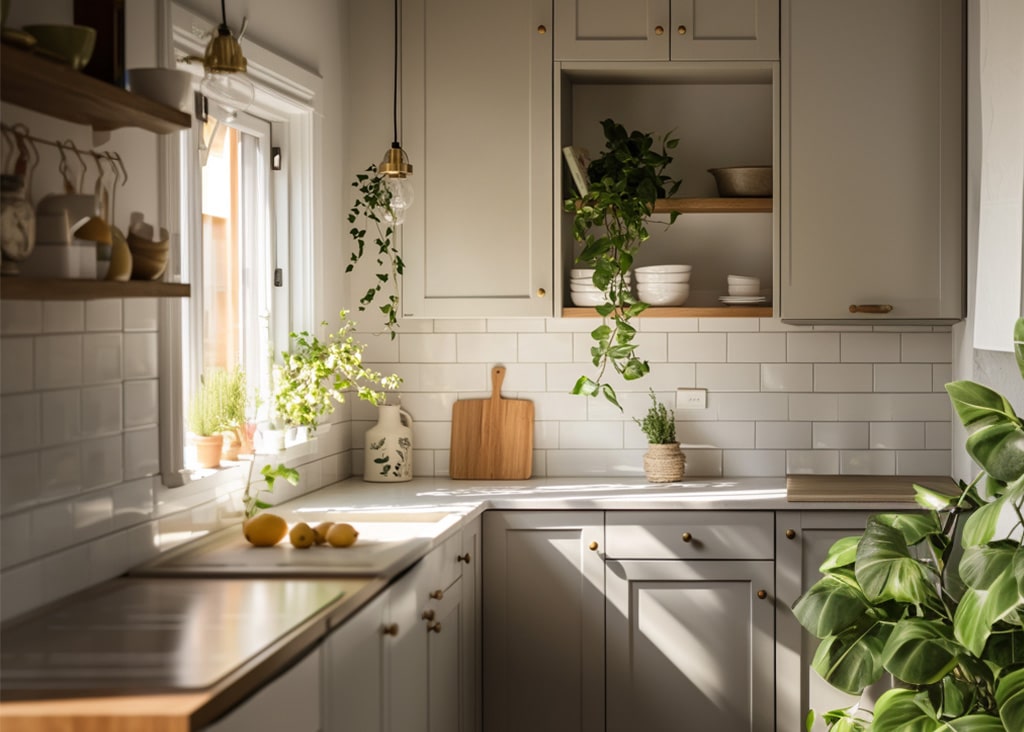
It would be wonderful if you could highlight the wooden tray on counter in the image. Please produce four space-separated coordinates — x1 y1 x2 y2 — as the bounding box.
786 474 958 503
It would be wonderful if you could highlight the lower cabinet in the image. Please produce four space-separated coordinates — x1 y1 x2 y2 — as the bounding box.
323 526 479 732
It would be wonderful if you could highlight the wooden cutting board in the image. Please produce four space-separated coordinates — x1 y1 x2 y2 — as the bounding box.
450 365 534 480
786 474 958 502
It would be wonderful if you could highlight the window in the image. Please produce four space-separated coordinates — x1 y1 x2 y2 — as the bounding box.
160 3 322 486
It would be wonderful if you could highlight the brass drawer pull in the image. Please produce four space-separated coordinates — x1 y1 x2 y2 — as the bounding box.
757 589 768 600
589 541 599 551
849 304 893 314
429 589 444 600
457 553 471 564
681 532 693 543
382 623 399 636
785 529 797 540
428 621 442 633
537 25 546 34
654 25 664 35
422 610 435 621
677 25 687 35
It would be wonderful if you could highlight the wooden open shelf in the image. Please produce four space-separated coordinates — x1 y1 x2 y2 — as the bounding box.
1 278 190 301
652 197 772 214
0 44 191 133
562 305 773 318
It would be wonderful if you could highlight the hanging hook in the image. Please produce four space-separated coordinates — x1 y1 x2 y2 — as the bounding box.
0 125 16 174
110 151 128 186
64 139 89 193
12 124 39 206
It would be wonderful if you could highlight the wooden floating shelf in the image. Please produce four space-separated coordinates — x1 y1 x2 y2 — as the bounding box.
0 44 191 133
652 197 773 214
1 278 190 301
562 305 773 318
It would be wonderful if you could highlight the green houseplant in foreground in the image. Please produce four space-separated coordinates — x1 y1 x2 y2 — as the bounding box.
564 118 681 409
793 318 1024 731
633 389 685 482
243 462 300 519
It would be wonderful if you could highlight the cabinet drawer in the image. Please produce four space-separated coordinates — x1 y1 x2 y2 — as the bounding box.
422 531 463 594
605 511 773 559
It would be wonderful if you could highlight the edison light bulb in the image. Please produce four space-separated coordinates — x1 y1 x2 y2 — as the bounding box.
383 176 414 225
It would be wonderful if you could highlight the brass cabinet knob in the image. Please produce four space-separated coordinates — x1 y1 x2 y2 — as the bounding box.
537 25 546 34
681 532 692 543
457 553 471 564
536 288 546 297
654 25 664 35
757 589 768 600
382 623 399 636
422 609 435 621
785 529 797 540
588 541 599 551
428 621 442 633
849 304 894 314
429 589 444 600
678 25 687 35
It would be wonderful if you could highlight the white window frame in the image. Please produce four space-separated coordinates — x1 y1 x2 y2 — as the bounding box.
156 1 323 487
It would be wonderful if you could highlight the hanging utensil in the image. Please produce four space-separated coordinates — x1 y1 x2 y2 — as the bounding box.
11 125 39 208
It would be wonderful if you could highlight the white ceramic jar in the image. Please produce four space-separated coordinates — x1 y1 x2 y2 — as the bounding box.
363 405 413 482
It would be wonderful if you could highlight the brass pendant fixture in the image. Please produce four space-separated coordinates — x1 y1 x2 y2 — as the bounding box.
185 0 254 116
379 0 413 224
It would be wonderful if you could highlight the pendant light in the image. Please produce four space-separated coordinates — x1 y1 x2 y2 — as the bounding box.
379 0 413 225
198 0 254 117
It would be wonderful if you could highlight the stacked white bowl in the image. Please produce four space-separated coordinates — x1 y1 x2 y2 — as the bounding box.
635 264 691 306
568 268 631 307
727 274 760 296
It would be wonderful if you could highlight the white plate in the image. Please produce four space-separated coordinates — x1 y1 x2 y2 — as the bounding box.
635 264 691 274
718 295 768 304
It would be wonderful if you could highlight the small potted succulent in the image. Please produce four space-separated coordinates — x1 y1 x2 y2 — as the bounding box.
633 389 686 482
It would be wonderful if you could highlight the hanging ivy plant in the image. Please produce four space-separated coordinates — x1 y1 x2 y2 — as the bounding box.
347 164 405 338
564 118 681 409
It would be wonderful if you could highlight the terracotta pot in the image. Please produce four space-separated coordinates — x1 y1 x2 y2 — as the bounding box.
642 442 686 483
222 432 241 461
193 434 224 469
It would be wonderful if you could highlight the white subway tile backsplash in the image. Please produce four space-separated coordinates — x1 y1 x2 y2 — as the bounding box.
88 530 129 585
0 562 44 622
112 477 155 529
925 422 952 450
398 363 486 392
787 332 839 363
399 333 458 362
755 422 811 449
0 512 32 568
123 298 158 331
790 394 838 421
813 422 869 450
0 337 34 394
123 333 158 379
41 389 80 447
457 333 517 363
901 333 952 363
31 501 75 556
546 448 645 477
761 363 812 392
677 421 755 449
85 300 122 331
1 393 40 455
728 333 786 362
407 420 449 450
814 364 873 392
435 319 486 333
83 333 123 384
34 335 83 389
42 302 84 333
722 449 785 476
519 333 572 363
39 444 82 499
874 364 933 392
896 450 951 476
667 333 726 362
81 384 123 436
680 449 723 477
0 453 39 511
81 435 123 490
837 393 951 422
716 393 788 421
41 546 93 606
559 421 623 449
534 421 559 449
545 316 602 333
637 318 698 333
530 391 588 422
841 450 895 475
488 318 545 333
699 318 758 332
123 379 158 428
73 491 114 542
870 422 925 450
840 332 900 363
696 363 761 391
1 301 42 335
787 450 839 474
124 426 160 480
932 364 952 392
395 391 458 421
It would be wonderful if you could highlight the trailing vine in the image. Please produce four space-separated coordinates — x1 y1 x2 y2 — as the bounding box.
565 119 681 409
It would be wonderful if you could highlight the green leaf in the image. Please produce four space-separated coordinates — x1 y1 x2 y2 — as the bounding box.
939 715 1008 731
954 556 1024 656
880 618 959 684
946 380 1020 428
875 512 943 546
571 376 600 397
871 689 938 732
996 667 1024 732
855 517 939 606
963 477 1024 547
819 536 861 573
1015 318 1024 379
793 575 871 638
811 621 892 694
914 483 959 510
601 383 621 410
965 421 1024 483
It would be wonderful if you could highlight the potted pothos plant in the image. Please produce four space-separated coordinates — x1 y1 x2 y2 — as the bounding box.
793 318 1024 731
347 164 405 338
564 118 682 409
633 389 686 482
272 310 402 434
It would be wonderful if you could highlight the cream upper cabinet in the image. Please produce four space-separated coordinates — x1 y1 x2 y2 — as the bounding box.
401 0 553 319
780 0 965 323
554 0 779 61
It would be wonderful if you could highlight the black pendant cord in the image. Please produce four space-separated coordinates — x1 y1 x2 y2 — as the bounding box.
392 0 400 147
219 0 229 34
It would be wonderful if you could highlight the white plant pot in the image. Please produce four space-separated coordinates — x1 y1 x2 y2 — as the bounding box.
364 405 413 482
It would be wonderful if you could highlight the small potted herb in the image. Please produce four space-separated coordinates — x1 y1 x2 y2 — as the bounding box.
633 389 685 482
187 369 234 468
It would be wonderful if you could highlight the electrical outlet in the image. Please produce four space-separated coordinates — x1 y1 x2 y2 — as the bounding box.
676 387 707 410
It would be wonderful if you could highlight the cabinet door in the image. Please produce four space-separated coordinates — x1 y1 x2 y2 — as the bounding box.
781 0 964 322
322 591 387 732
459 518 481 732
554 0 670 60
775 512 893 732
426 576 463 732
384 560 430 732
206 648 321 732
482 511 605 732
402 0 553 318
606 559 775 732
670 0 779 60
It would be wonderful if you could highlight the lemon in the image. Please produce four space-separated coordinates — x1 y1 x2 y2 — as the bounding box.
243 512 288 546
313 521 334 545
326 522 359 548
289 522 316 549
